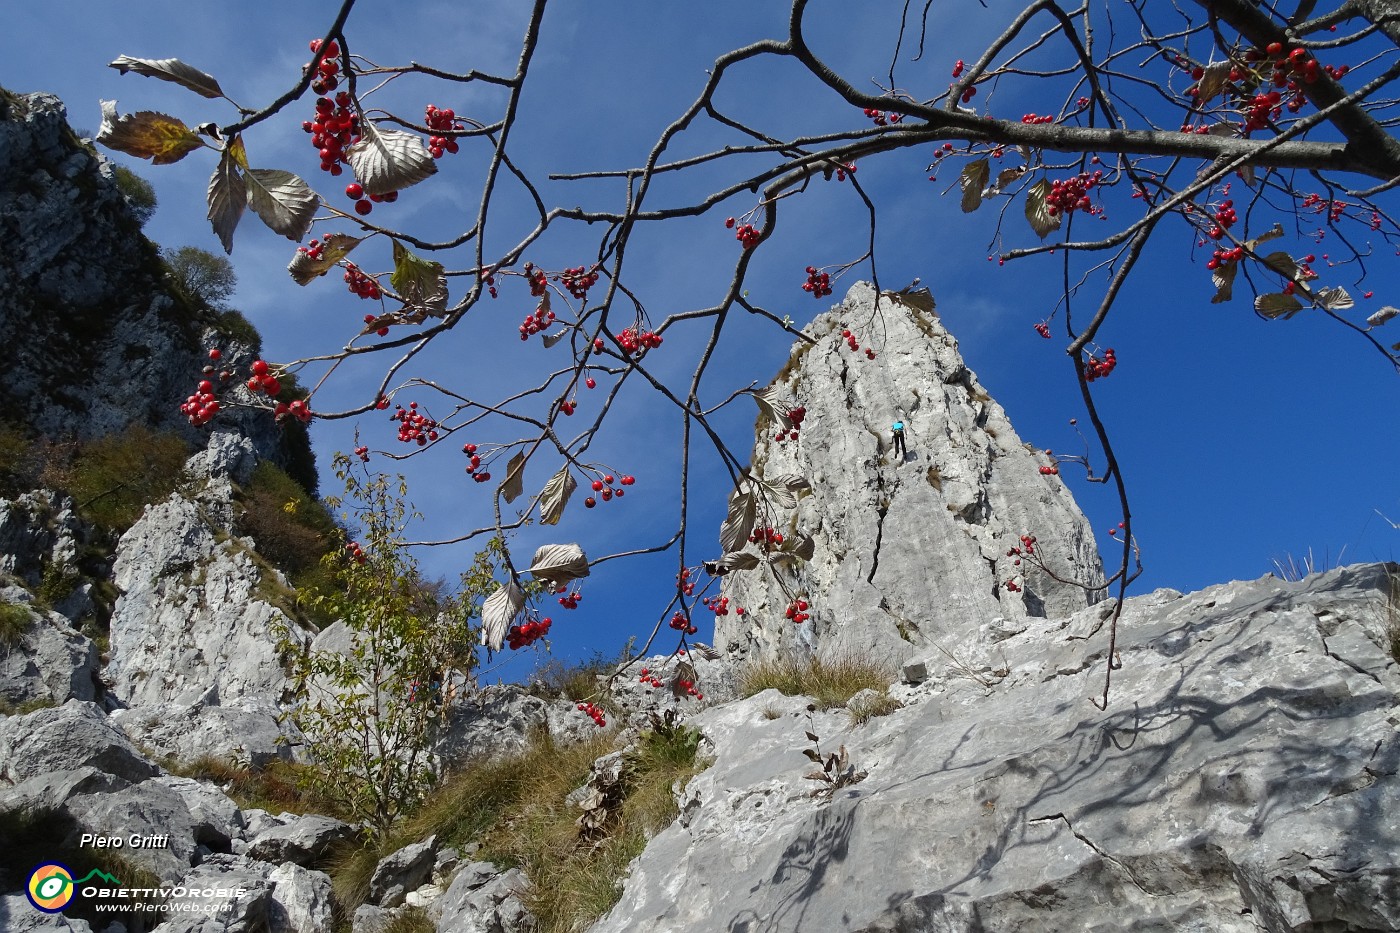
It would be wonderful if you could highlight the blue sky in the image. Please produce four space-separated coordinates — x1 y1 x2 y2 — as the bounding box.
5 1 1397 682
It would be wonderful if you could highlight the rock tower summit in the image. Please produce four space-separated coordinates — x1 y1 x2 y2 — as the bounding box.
715 281 1105 665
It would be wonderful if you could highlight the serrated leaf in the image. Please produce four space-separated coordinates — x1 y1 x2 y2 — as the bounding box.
541 330 568 349
769 474 811 493
1245 224 1284 250
246 168 318 242
705 551 762 575
1316 286 1353 310
390 240 448 319
1205 121 1240 138
501 451 527 504
960 158 990 213
1211 261 1237 304
758 479 798 510
1255 293 1305 319
1195 62 1233 104
993 166 1026 192
109 55 223 99
288 233 363 285
346 121 437 197
1025 178 1061 239
788 532 816 561
1259 251 1297 280
538 465 577 526
720 488 757 555
752 388 793 431
207 143 246 254
1366 306 1399 327
96 101 202 165
526 543 590 583
480 582 525 651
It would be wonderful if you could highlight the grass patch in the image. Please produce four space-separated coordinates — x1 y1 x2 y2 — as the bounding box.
847 691 904 726
40 424 190 535
0 696 59 716
0 602 31 647
738 654 896 710
527 649 626 707
382 907 436 933
164 755 349 821
330 719 708 933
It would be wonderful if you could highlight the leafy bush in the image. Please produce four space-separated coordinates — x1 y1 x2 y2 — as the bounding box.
210 308 263 356
162 245 236 310
42 424 190 535
111 165 156 225
738 654 896 710
0 602 32 647
277 457 490 833
237 461 339 581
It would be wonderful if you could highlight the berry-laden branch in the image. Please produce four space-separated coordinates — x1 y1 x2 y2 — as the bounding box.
101 0 1400 707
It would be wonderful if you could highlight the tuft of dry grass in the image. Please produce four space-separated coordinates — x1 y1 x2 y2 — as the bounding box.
738 653 896 710
847 691 904 726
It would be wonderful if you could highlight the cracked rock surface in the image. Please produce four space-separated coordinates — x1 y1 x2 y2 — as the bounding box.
591 563 1400 933
714 282 1104 667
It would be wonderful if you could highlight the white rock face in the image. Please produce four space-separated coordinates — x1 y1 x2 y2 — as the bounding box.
715 282 1103 667
590 563 1400 933
105 480 297 711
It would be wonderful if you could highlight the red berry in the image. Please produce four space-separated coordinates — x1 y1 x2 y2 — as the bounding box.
355 199 372 216
346 182 364 199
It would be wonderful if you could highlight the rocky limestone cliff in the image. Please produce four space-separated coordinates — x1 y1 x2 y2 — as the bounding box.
596 564 1400 933
716 282 1104 667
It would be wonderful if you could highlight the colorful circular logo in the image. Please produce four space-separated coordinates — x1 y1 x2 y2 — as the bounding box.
27 863 75 913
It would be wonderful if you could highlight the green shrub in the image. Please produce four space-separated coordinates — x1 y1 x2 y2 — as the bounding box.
738 654 896 710
0 602 32 647
35 562 81 611
52 424 190 535
210 308 263 355
238 461 339 579
111 165 157 225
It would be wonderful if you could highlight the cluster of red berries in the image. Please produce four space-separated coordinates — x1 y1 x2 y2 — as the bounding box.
960 85 977 104
354 445 370 462
245 359 282 397
1108 521 1126 537
1204 199 1237 239
308 38 342 95
840 328 878 360
275 398 313 425
1005 579 1021 592
559 398 577 417
862 108 903 126
557 588 582 610
560 265 599 300
952 60 965 78
519 303 556 340
785 598 811 624
483 272 498 300
524 263 547 297
1085 348 1118 381
703 594 734 617
802 266 832 299
637 667 664 689
345 540 366 565
506 616 551 650
1206 245 1246 271
1038 463 1060 476
675 678 703 701
1034 321 1052 339
1302 194 1349 223
181 367 224 427
678 567 696 596
423 104 462 159
584 472 634 509
669 611 699 635
1046 171 1105 217
749 526 784 551
462 443 492 483
392 402 438 446
617 327 663 355
344 262 382 299
1241 90 1285 133
1007 533 1038 562
776 404 806 443
363 313 390 338
1020 113 1055 125
576 701 607 727
303 90 358 179
346 182 398 217
725 217 761 250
